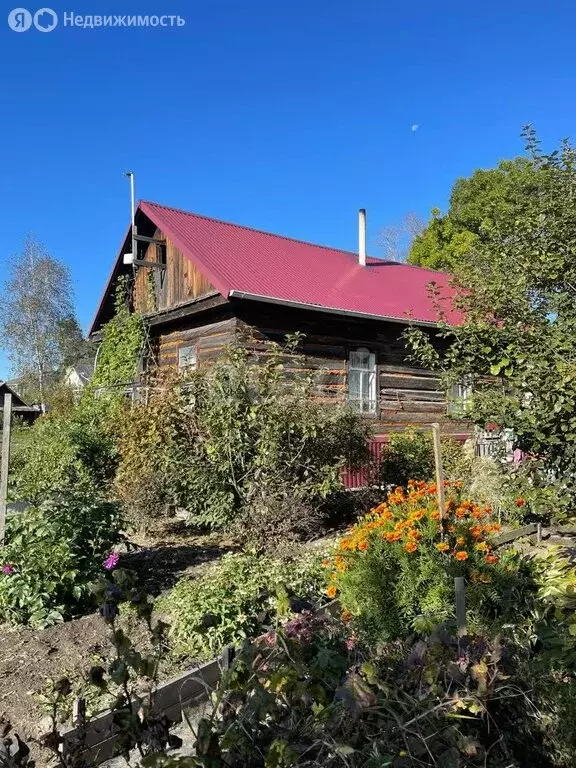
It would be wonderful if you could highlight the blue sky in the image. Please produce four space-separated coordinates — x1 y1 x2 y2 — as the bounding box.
0 0 575 378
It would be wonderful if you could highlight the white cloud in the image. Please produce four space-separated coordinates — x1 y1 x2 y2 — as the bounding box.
411 124 419 132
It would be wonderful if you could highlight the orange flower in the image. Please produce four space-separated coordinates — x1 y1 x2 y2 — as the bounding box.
435 542 450 552
358 540 368 551
385 531 402 542
485 554 499 564
454 551 468 561
407 529 422 540
335 555 347 572
430 510 441 520
326 585 337 599
322 558 330 567
342 609 352 622
404 541 418 553
515 498 526 507
409 510 423 521
470 525 483 539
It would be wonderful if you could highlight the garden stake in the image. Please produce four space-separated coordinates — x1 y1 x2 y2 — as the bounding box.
455 575 467 643
0 392 13 546
431 423 446 539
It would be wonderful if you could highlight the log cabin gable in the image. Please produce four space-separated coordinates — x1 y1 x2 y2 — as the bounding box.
133 226 218 315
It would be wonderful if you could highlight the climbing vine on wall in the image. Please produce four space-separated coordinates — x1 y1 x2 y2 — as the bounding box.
91 276 146 388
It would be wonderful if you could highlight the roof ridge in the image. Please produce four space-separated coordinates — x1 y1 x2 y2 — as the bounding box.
139 200 449 276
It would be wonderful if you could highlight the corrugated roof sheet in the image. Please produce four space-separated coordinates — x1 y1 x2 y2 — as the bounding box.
139 201 458 325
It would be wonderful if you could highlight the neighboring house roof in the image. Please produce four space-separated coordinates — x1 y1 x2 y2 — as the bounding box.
90 201 461 334
0 381 38 411
65 361 94 383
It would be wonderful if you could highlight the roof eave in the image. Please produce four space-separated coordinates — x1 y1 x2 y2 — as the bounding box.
227 290 440 327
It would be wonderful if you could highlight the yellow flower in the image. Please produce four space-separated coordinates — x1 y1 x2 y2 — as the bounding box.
456 536 466 545
475 541 489 552
326 585 337 599
435 542 450 552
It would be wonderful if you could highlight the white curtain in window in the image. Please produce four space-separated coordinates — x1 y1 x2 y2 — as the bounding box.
348 348 376 413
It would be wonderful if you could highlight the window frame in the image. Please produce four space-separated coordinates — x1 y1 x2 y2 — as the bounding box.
447 378 472 416
178 343 198 370
347 347 378 415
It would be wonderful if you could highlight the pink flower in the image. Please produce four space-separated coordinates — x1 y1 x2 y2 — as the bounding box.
1 564 14 575
345 638 356 651
103 552 119 570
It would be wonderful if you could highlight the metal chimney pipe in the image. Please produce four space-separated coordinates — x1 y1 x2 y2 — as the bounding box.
358 208 367 266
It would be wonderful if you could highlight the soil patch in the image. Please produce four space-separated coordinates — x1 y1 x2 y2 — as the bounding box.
0 525 232 766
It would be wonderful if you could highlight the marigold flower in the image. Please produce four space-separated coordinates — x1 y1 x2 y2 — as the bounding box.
358 540 368 551
385 531 402 542
326 585 337 599
454 551 468 561
409 510 423 521
430 510 441 520
456 536 466 545
404 542 418 553
435 542 450 552
342 610 352 622
475 541 489 552
322 558 330 567
407 529 422 540
485 554 499 564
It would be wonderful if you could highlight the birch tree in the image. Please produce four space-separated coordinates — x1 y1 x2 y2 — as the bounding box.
0 235 75 406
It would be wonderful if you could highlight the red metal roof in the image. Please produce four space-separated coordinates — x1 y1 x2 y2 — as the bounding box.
91 201 460 334
140 201 459 325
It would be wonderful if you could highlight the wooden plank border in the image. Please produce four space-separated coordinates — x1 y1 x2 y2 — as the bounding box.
59 601 339 764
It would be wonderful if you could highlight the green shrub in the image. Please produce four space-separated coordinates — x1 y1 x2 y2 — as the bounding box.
115 336 370 542
0 493 123 627
379 427 435 486
156 548 325 661
9 394 120 505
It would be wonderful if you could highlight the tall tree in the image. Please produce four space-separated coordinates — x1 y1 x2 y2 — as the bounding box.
0 235 75 406
408 156 545 270
56 316 93 369
405 127 576 499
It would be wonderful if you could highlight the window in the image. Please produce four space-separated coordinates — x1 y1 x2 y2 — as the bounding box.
348 348 377 414
178 344 197 370
448 379 472 416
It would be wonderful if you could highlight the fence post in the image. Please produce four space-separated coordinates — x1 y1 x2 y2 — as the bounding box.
0 392 13 546
431 423 446 532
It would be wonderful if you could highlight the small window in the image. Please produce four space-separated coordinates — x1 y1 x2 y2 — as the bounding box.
448 379 472 416
348 348 377 414
178 344 197 370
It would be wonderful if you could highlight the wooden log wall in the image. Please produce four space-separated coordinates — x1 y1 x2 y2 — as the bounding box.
134 228 215 314
156 317 238 369
233 301 468 436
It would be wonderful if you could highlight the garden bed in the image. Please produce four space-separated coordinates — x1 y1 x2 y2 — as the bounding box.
0 524 233 764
